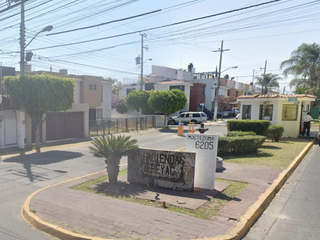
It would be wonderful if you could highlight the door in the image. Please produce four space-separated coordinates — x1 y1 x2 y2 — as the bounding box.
4 110 17 145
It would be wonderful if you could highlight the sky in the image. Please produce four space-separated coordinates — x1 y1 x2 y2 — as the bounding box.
0 0 319 93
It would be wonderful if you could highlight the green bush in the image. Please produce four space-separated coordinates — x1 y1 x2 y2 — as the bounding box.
116 102 128 114
227 120 270 136
267 125 284 142
218 135 266 155
226 131 256 137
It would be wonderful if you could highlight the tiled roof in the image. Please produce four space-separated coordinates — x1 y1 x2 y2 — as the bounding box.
156 80 191 85
237 94 317 99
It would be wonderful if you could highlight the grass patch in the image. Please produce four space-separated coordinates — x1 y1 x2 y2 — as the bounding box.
70 171 248 220
223 139 311 169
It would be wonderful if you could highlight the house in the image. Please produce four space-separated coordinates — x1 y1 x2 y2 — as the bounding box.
154 80 193 112
1 68 113 149
236 94 316 138
0 66 26 150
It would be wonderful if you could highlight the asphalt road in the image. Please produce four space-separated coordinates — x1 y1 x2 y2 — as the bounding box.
0 124 227 240
243 144 320 240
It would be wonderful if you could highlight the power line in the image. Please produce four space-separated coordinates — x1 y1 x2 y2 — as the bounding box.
35 0 283 51
47 9 161 35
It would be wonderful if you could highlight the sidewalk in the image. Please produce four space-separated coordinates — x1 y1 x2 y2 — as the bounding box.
25 162 282 240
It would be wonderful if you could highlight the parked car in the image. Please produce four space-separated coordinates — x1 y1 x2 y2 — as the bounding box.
168 112 207 125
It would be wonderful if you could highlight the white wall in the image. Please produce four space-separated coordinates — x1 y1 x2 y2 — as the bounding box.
101 80 113 119
121 84 140 98
74 78 82 104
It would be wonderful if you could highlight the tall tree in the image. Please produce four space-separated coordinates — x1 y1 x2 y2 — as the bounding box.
255 73 282 94
3 74 74 153
280 43 320 94
148 89 187 126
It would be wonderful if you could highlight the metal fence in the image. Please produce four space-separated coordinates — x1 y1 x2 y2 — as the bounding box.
89 116 156 137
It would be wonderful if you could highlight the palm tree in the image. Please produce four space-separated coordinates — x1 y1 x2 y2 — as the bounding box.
255 73 282 94
89 135 138 184
280 43 320 94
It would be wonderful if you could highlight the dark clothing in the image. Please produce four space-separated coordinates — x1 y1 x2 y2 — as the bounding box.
303 121 311 136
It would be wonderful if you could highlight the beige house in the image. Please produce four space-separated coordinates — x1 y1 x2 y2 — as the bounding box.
237 94 316 138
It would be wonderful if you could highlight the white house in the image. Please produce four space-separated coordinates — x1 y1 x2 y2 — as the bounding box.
236 94 316 138
154 80 193 112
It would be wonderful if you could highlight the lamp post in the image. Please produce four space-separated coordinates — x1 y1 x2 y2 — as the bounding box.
20 24 53 75
213 60 237 121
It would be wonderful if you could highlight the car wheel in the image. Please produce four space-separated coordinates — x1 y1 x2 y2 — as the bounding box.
191 120 197 124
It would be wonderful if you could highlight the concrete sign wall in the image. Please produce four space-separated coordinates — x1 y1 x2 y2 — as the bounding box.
128 148 195 191
185 134 218 190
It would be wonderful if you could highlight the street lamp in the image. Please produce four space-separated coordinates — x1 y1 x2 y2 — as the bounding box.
20 25 53 75
221 66 238 74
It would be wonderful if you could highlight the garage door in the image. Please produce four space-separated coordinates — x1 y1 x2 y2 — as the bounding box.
46 112 84 141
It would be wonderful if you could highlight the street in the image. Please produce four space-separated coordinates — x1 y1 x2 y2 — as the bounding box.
243 144 320 240
0 124 227 240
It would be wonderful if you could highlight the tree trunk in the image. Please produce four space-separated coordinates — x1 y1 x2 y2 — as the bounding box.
35 123 41 153
105 160 120 184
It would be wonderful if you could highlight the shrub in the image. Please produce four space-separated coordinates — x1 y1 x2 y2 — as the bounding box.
227 120 270 136
116 101 128 114
268 125 284 142
226 131 256 137
218 135 266 155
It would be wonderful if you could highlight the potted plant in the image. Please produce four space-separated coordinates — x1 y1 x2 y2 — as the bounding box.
89 135 138 184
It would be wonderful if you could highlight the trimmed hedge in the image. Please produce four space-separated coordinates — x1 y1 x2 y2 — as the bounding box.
226 131 256 137
218 135 266 155
268 125 284 142
227 120 270 136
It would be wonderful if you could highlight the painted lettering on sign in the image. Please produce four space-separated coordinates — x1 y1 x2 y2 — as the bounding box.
140 152 185 179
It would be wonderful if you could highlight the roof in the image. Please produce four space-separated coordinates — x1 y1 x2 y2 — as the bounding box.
237 94 317 99
155 80 192 86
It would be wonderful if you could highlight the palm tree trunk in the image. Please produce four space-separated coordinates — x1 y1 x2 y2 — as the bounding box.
105 160 120 184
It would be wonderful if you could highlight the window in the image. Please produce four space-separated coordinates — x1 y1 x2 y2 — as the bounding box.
94 84 97 90
89 84 92 90
242 105 251 119
203 87 206 95
96 108 102 119
259 104 273 120
201 113 207 117
126 88 135 95
227 89 230 96
236 91 239 97
282 104 298 121
193 113 200 117
170 85 185 92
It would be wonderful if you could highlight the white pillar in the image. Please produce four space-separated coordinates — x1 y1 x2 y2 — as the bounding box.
101 80 112 119
16 110 25 149
0 111 4 148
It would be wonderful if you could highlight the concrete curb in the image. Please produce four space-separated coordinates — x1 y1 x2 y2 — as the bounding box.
209 138 316 240
21 170 110 240
21 140 315 240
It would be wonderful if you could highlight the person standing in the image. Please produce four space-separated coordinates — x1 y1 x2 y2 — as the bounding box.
302 112 313 136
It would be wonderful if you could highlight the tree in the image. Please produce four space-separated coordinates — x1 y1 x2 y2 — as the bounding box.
111 95 123 109
217 96 236 119
126 90 154 114
89 135 138 184
148 89 187 126
3 74 74 153
255 73 282 94
187 63 194 72
280 43 320 95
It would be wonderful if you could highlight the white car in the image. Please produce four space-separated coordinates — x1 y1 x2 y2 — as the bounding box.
168 112 207 125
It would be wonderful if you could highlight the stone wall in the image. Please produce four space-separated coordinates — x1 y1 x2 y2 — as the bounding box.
128 148 195 191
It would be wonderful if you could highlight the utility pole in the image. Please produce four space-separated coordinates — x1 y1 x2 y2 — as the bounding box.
252 69 256 93
212 40 229 121
20 0 25 76
260 60 268 94
140 33 147 90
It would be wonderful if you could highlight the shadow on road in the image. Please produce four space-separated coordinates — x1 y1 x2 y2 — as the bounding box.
4 151 83 182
